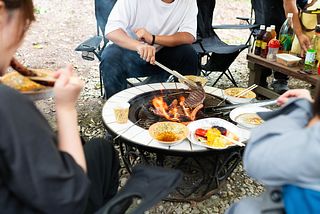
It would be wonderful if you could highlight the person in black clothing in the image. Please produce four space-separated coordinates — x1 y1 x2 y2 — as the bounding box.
257 0 313 94
0 1 119 213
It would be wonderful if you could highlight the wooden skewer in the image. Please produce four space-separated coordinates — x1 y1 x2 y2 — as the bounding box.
234 84 258 98
220 135 245 147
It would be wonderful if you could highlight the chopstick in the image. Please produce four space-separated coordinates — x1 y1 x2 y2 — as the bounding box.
220 135 245 147
234 84 258 98
29 76 80 85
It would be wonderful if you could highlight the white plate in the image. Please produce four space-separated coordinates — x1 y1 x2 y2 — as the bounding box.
187 118 250 150
229 106 271 129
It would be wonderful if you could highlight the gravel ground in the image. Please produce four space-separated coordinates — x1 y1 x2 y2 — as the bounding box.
15 0 310 213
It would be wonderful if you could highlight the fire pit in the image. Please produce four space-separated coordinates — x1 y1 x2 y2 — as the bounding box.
129 88 224 129
103 83 244 201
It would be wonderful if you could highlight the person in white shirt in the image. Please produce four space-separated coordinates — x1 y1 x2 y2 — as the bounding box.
101 0 198 98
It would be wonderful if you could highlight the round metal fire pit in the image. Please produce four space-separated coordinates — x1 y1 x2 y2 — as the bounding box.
102 83 244 202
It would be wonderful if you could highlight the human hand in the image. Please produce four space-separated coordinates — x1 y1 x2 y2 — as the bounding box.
134 28 153 45
136 43 156 64
297 34 310 57
53 65 84 110
277 89 312 106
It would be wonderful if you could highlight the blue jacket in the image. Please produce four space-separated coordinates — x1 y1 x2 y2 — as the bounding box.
225 98 320 214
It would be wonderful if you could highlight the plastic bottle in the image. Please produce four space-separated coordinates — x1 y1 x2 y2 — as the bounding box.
270 25 277 39
304 43 316 74
279 13 295 53
304 25 320 74
267 39 280 61
254 25 266 56
314 25 320 63
260 27 272 58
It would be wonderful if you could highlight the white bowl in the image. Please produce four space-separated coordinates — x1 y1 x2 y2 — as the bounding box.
229 106 271 129
148 122 189 145
224 88 256 104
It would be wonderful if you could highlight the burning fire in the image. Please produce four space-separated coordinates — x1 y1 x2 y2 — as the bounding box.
151 96 203 122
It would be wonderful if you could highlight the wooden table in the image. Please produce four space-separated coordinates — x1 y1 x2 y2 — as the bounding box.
247 53 319 99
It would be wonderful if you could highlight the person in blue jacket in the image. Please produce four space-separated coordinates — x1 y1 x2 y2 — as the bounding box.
226 86 320 214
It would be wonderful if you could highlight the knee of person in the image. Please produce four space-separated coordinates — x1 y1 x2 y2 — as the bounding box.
179 44 197 58
100 45 123 71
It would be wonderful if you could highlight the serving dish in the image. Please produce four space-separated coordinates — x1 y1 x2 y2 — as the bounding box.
149 122 189 145
187 118 250 150
0 70 55 101
178 75 208 86
229 106 271 129
223 87 256 104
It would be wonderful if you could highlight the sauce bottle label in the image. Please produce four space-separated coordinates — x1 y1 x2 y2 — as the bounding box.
261 42 267 49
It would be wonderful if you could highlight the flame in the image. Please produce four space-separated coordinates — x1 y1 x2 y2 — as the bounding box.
152 97 178 121
151 95 197 122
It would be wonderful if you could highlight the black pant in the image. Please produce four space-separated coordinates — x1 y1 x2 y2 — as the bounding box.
260 67 289 85
100 44 198 98
83 138 120 214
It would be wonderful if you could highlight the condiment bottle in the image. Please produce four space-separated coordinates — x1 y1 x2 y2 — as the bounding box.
267 39 280 61
270 25 277 39
260 27 272 58
254 25 266 56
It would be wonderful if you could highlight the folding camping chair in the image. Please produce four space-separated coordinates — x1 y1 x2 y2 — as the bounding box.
75 0 149 97
193 0 258 87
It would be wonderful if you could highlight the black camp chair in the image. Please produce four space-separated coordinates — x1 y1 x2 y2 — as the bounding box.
251 0 286 34
75 0 115 97
193 0 258 87
75 0 148 97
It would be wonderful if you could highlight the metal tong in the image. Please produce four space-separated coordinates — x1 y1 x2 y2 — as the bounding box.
204 99 278 112
154 61 199 89
155 61 205 108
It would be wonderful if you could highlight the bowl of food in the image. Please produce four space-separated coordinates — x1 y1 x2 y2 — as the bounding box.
224 87 256 104
179 75 208 86
187 118 250 150
148 122 189 145
229 106 271 129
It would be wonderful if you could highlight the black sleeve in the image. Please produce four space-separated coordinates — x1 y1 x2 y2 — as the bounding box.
0 85 90 213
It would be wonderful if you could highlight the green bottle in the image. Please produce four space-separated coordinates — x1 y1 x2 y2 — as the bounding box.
279 13 294 53
304 47 316 74
304 25 320 74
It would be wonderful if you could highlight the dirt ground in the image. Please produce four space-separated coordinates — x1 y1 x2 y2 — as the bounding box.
14 0 311 213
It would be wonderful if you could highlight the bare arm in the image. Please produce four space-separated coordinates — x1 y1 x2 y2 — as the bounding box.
107 29 156 64
54 65 86 172
107 28 143 51
154 32 195 47
134 28 195 47
283 0 310 53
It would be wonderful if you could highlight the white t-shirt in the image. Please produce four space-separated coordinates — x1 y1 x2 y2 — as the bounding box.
106 0 198 47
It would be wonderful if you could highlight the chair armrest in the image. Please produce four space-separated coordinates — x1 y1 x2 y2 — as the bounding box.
75 36 103 52
236 16 254 22
212 23 259 30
